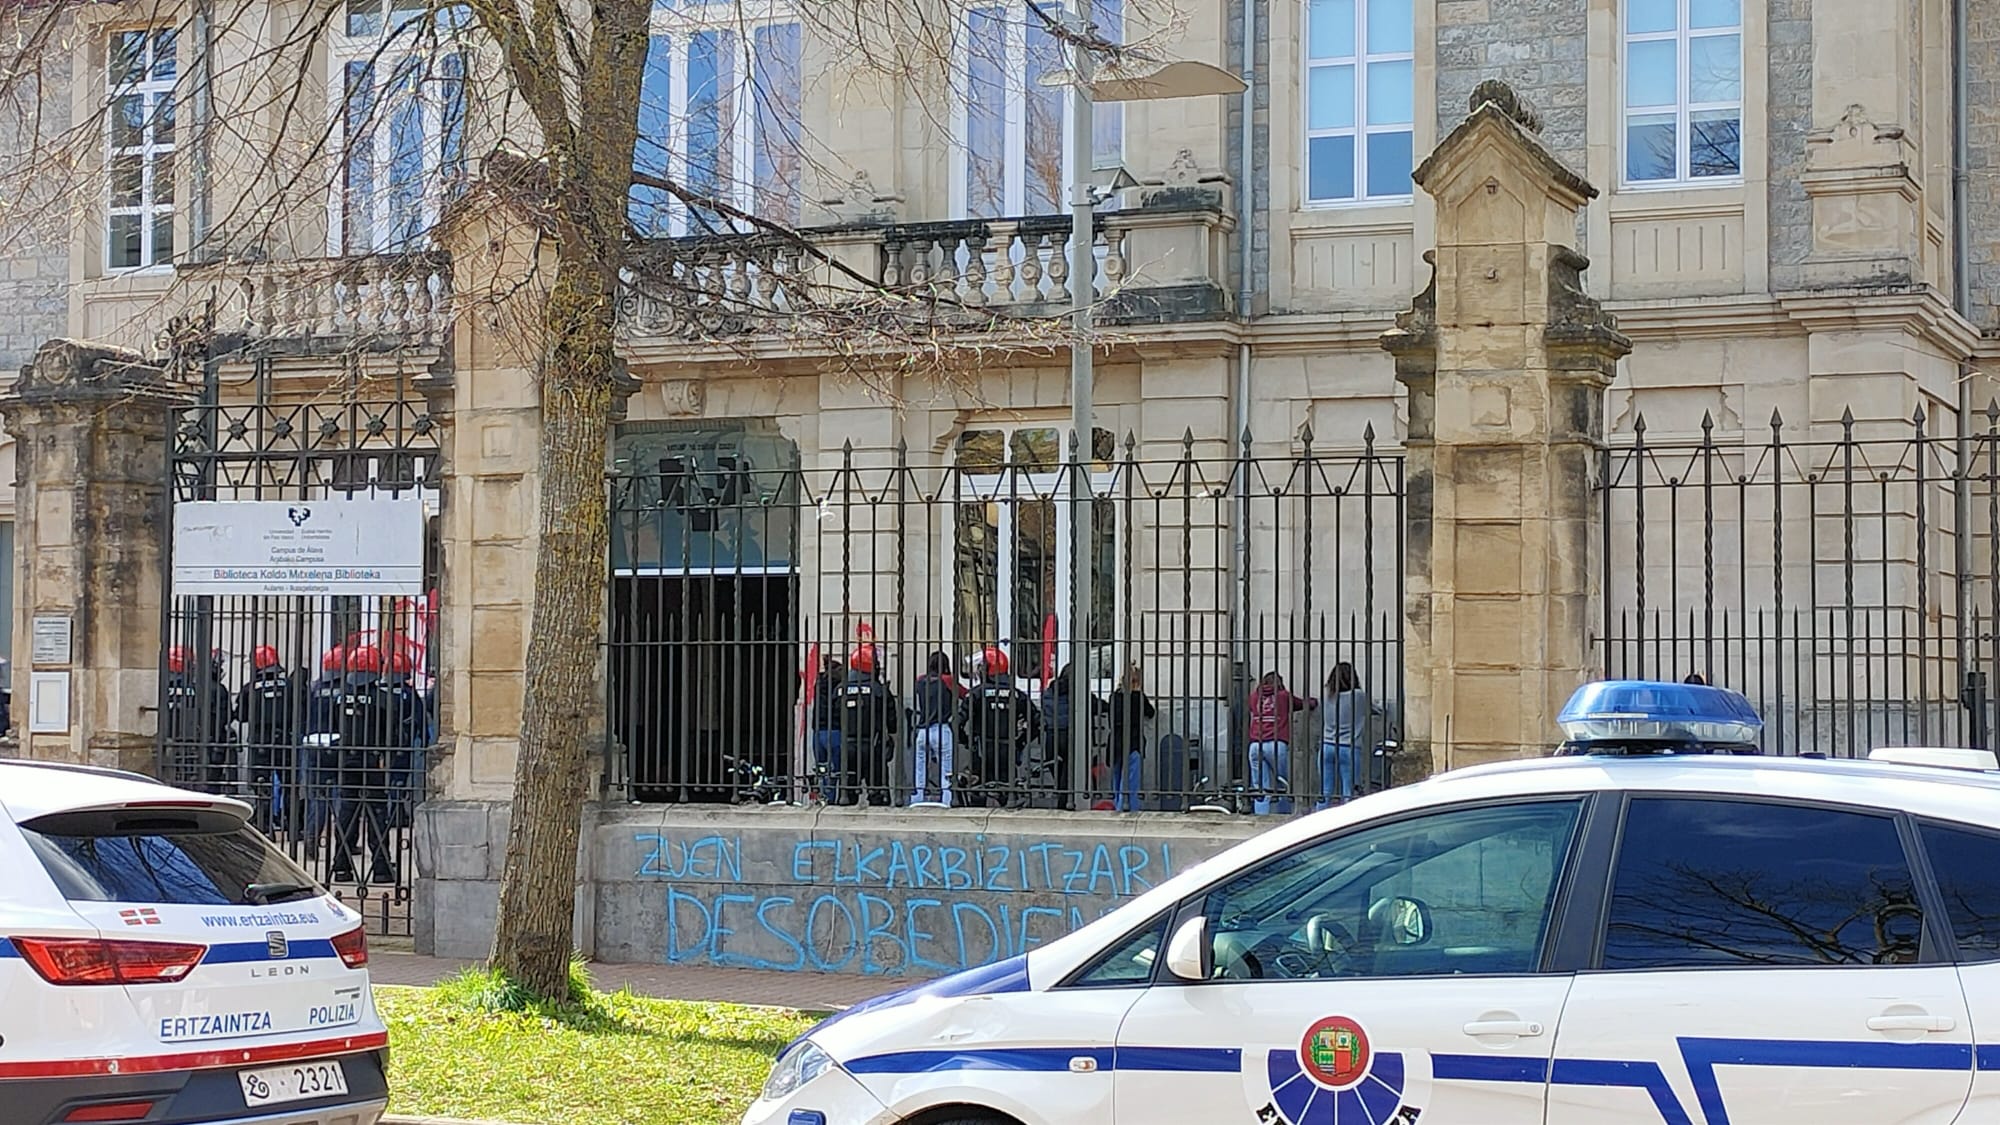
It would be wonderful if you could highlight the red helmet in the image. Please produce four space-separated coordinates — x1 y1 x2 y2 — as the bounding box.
344 645 383 674
848 645 878 676
979 646 1009 677
166 645 192 673
253 645 281 670
387 650 413 675
321 645 347 672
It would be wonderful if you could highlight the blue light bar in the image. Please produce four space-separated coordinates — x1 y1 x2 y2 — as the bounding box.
1556 680 1763 755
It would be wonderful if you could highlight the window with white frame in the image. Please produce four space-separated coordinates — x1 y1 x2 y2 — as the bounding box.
1303 0 1413 204
955 0 1122 219
628 6 803 237
330 0 468 255
107 28 178 270
1623 0 1742 184
952 426 1120 688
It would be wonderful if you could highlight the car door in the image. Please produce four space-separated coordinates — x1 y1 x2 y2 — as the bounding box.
1910 819 2000 1123
1546 795 1973 1125
1112 796 1592 1125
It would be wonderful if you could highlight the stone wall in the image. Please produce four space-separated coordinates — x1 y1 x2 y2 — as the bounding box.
0 34 72 374
1766 0 1816 293
1966 0 2000 331
1433 0 1588 173
417 803 1266 979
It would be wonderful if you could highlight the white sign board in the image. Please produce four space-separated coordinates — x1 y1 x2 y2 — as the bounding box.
28 671 69 734
30 616 72 666
173 498 424 596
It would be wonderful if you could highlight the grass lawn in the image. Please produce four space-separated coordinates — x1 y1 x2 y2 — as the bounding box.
377 973 820 1125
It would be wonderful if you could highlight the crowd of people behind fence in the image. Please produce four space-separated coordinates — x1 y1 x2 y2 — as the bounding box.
807 641 1383 814
159 641 435 886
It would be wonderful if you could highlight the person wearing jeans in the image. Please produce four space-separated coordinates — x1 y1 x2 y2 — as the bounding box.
1318 662 1369 809
811 656 846 804
910 652 961 805
1110 664 1156 812
1246 671 1315 815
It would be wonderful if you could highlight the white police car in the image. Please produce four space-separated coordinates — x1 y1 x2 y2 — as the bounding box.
0 758 387 1125
747 681 2000 1125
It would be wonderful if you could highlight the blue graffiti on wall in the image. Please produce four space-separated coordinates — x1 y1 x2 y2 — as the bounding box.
633 832 1178 976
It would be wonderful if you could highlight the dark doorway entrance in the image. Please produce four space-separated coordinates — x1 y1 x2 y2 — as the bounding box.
611 573 798 802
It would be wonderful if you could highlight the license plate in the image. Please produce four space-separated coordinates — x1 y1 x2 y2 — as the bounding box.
238 1059 348 1106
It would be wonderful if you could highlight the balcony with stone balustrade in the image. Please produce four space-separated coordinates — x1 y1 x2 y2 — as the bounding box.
616 193 1235 354
165 193 1231 363
178 251 456 356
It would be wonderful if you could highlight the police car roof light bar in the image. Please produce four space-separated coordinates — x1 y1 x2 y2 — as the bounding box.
1554 680 1765 757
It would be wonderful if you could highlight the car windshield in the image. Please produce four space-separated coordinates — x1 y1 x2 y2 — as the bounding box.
19 812 320 907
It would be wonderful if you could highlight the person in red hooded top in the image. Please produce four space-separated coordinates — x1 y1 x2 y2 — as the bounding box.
1247 670 1316 815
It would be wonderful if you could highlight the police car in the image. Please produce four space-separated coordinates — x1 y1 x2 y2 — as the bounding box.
747 681 2000 1125
0 758 388 1125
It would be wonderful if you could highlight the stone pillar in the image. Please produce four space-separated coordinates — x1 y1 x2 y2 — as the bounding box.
0 339 189 770
1382 82 1630 772
430 206 546 802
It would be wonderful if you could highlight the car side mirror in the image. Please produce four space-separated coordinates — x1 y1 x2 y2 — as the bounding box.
1380 896 1432 946
1164 915 1208 981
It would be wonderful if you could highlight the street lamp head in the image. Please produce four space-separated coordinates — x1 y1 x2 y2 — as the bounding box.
1038 59 1249 102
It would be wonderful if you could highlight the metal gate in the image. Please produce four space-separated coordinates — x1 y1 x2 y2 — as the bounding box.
158 352 441 937
1598 406 2000 757
605 423 1407 813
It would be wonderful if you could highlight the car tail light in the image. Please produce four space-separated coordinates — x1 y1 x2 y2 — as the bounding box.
331 925 368 969
63 1102 158 1122
12 937 206 985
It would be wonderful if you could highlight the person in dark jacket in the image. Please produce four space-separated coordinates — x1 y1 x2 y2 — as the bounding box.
301 646 347 860
1041 664 1105 810
163 645 235 790
810 655 846 804
329 645 396 886
381 649 426 830
958 647 1039 804
909 651 962 806
1110 664 1157 812
236 644 298 833
837 645 900 806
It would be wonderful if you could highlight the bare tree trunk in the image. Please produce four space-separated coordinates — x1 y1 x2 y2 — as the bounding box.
488 254 618 1000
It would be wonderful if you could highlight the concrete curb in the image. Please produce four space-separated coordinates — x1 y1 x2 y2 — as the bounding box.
383 1116 524 1125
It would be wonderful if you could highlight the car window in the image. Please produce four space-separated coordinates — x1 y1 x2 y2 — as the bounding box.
1919 822 2000 961
1070 913 1172 987
19 813 318 907
1602 798 1924 970
1198 799 1584 981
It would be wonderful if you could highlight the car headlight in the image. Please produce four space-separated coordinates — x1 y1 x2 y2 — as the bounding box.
762 1040 837 1102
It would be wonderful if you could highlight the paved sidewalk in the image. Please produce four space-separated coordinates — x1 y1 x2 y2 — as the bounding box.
368 950 893 1012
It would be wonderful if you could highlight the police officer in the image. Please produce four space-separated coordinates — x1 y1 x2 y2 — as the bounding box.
331 645 397 886
301 646 350 864
380 649 425 831
236 645 299 833
163 645 235 791
957 647 1039 807
836 645 900 807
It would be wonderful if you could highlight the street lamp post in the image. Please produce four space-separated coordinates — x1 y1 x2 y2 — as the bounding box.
1056 25 1244 806
1066 17 1098 808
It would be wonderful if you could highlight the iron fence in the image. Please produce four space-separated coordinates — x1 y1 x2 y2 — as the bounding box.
1598 406 2000 757
606 424 1407 815
158 357 440 937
